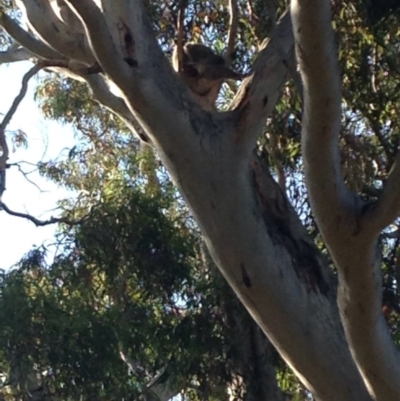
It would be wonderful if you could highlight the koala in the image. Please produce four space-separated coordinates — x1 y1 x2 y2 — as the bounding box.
173 43 243 81
172 43 245 109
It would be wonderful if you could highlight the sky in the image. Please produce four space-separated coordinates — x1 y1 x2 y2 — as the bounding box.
0 61 76 270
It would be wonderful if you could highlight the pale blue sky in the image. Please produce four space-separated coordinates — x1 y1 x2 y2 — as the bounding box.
0 62 76 270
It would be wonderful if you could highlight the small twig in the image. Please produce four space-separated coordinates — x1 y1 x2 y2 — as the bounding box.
8 160 39 167
370 120 394 169
226 0 239 63
247 0 259 22
11 163 43 192
0 201 89 227
176 0 188 73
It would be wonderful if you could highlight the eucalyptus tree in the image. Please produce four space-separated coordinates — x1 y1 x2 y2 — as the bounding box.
1 0 400 400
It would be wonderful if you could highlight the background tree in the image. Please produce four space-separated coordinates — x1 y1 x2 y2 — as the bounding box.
0 181 288 401
1 0 400 400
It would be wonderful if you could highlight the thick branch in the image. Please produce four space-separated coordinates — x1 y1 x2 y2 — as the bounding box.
64 0 132 89
68 0 207 159
85 75 151 144
291 0 354 233
182 151 372 401
15 0 93 64
0 11 64 60
292 1 400 399
335 237 400 401
230 11 294 155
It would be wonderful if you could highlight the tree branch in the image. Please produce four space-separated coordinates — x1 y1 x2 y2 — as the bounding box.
291 0 354 235
0 63 43 204
230 10 294 156
292 2 400 399
0 64 43 131
226 0 238 63
15 0 93 64
0 11 64 61
371 120 394 168
0 201 86 226
120 352 178 401
0 131 8 203
85 75 151 144
365 150 400 232
67 0 207 158
64 0 132 88
175 0 188 73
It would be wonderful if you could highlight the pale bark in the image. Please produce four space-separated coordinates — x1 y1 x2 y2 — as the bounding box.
2 1 400 400
16 0 93 64
230 11 293 156
292 0 400 400
85 75 151 143
0 11 63 60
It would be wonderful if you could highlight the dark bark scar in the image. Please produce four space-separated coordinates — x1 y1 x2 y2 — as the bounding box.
117 20 138 67
240 263 252 288
52 22 60 33
124 58 138 67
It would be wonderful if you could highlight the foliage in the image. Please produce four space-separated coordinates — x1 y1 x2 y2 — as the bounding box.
1 88 278 398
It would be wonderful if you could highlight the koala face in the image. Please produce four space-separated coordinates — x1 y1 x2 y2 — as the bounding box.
184 44 225 66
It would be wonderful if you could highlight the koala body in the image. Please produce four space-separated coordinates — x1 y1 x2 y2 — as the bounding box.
172 43 244 109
